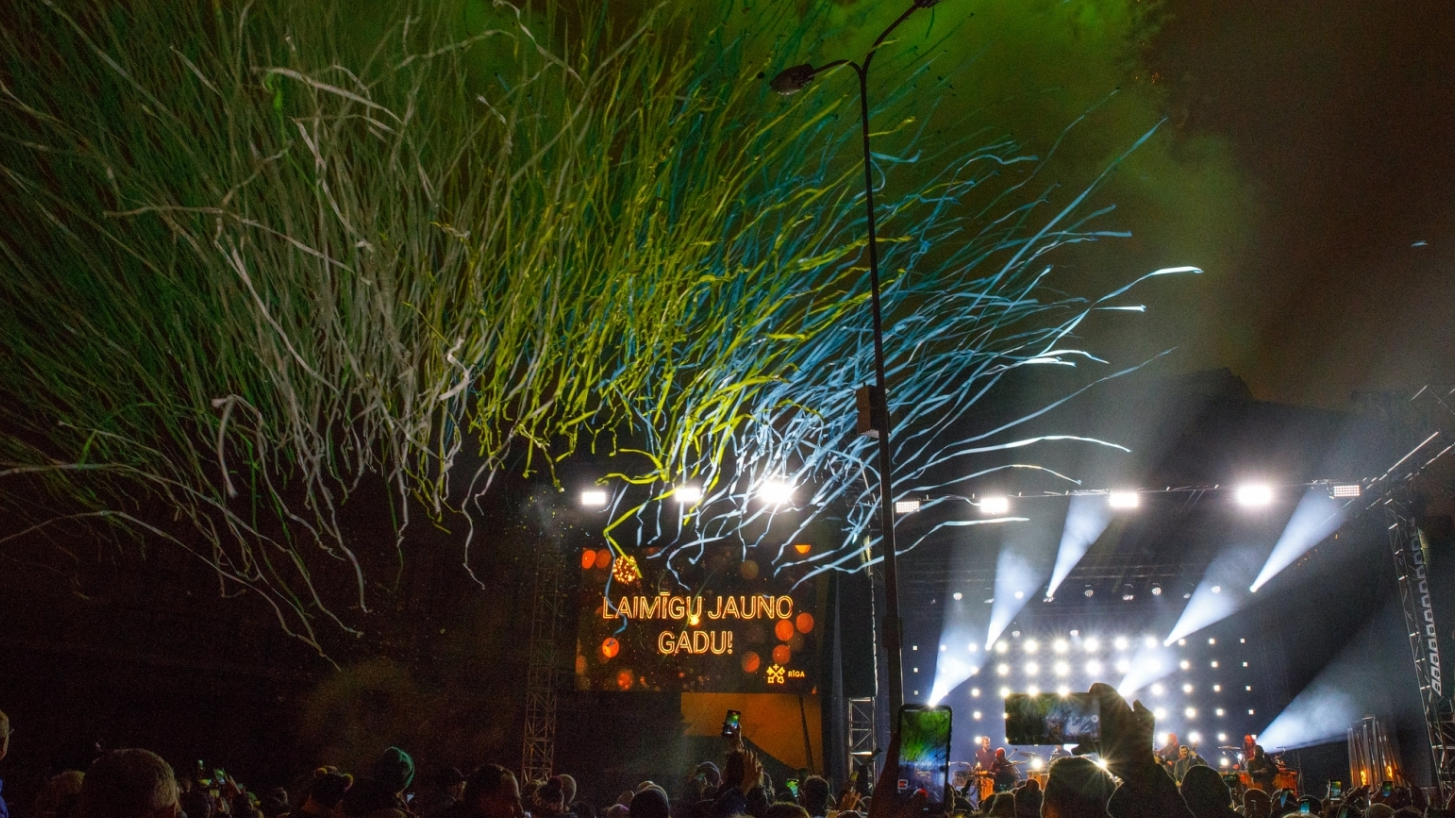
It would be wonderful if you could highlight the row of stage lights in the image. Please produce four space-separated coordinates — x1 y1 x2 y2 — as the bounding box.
578 481 1363 512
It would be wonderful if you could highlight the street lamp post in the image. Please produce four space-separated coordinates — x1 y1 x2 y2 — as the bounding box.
770 0 943 719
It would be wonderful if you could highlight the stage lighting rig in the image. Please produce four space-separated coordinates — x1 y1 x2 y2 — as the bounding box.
581 489 609 508
1234 483 1274 507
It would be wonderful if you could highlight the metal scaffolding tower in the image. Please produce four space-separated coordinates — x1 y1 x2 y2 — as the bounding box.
521 538 569 785
1387 501 1455 798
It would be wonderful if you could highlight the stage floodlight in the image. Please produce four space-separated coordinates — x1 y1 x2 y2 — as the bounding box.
1185 707 1197 719
1095 759 1109 771
1053 639 1069 653
1114 636 1129 651
1211 660 1219 668
971 687 981 697
1151 585 1163 596
953 592 963 601
940 644 947 652
1025 662 1040 676
676 485 704 504
997 663 1010 676
1216 708 1225 717
581 489 609 507
1218 733 1228 742
1084 638 1101 652
973 710 982 719
1122 592 1135 601
1084 588 1095 597
1027 685 1040 695
1153 707 1167 720
1235 483 1274 507
1219 758 1229 768
1108 491 1140 510
1213 684 1221 692
1086 660 1103 675
1331 483 1361 498
1032 757 1045 770
1180 660 1191 670
1115 659 1130 673
999 687 1011 698
1151 683 1165 695
1189 731 1202 744
759 479 794 505
1025 639 1039 653
996 642 1009 654
1178 638 1187 646
1182 683 1193 693
1145 636 1159 649
980 495 1011 515
1014 590 1025 600
968 643 979 653
1054 661 1069 676
895 498 922 514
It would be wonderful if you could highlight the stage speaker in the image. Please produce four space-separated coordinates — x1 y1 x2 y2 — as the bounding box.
1419 514 1455 699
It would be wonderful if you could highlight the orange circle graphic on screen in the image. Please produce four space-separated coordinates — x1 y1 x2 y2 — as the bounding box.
581 550 597 570
616 669 633 690
601 637 620 659
793 543 812 555
772 644 792 666
740 560 760 580
796 612 814 633
596 549 612 569
741 651 761 673
774 619 795 642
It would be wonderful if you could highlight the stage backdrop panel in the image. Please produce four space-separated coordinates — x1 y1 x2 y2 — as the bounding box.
575 543 825 693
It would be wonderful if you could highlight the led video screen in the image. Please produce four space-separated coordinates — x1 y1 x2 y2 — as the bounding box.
575 544 824 693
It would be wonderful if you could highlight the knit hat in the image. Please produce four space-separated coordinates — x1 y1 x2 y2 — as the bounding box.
371 748 416 793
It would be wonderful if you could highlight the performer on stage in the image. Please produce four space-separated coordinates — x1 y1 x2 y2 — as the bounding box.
989 748 1018 793
974 736 996 772
1246 745 1277 792
1156 733 1180 768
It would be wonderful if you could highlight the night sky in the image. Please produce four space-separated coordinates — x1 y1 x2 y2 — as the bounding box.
790 0 1455 409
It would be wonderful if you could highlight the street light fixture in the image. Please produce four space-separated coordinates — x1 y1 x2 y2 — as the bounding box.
768 0 948 718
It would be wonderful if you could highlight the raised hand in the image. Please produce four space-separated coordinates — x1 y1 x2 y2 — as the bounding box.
868 734 930 818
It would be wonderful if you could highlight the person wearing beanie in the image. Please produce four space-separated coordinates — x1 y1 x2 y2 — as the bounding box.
342 749 415 818
628 790 669 818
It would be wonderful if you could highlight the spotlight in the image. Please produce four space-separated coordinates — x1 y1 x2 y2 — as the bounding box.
1215 708 1225 717
581 489 609 507
759 479 794 505
1053 639 1069 653
940 645 947 652
1108 491 1140 510
895 499 922 514
1054 661 1070 676
1027 685 1040 695
1213 685 1221 692
1086 660 1103 675
1219 758 1230 768
1178 639 1187 646
1025 662 1040 676
953 592 963 601
1330 483 1361 498
973 710 983 719
1031 757 1045 770
999 687 1011 698
1151 585 1163 596
1083 638 1101 652
969 643 978 653
1153 707 1167 720
1235 484 1274 507
1122 592 1135 601
1218 733 1228 742
1208 638 1216 645
1113 637 1129 651
1084 588 1095 598
1189 731 1202 744
676 485 704 504
1180 660 1191 670
980 495 1011 515
1185 707 1197 719
1144 636 1159 649
1211 585 1222 594
971 688 981 697
1024 640 1039 653
997 664 1010 676
1151 683 1165 695
1014 591 1025 600
995 642 1009 654
1182 683 1193 693
1115 659 1130 673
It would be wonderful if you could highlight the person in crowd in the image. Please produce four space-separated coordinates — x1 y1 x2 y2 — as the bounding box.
1040 758 1113 818
436 766 522 818
0 709 10 818
709 748 764 818
294 770 352 818
531 778 568 818
763 805 807 818
1173 746 1207 784
341 748 414 818
555 777 578 814
1178 765 1238 818
80 749 180 818
413 769 465 818
1011 778 1041 818
627 789 668 818
797 777 830 818
1242 788 1272 818
37 770 87 818
180 790 213 818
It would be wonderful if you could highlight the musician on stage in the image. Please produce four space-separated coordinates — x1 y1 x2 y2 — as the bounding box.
974 736 997 772
1245 745 1278 792
989 748 1019 793
1157 733 1181 768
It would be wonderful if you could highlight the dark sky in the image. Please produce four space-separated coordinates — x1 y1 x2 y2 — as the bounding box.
1143 0 1455 407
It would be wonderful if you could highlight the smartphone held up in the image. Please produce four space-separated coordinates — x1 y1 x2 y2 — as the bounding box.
1003 692 1100 746
721 709 741 738
896 704 952 811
